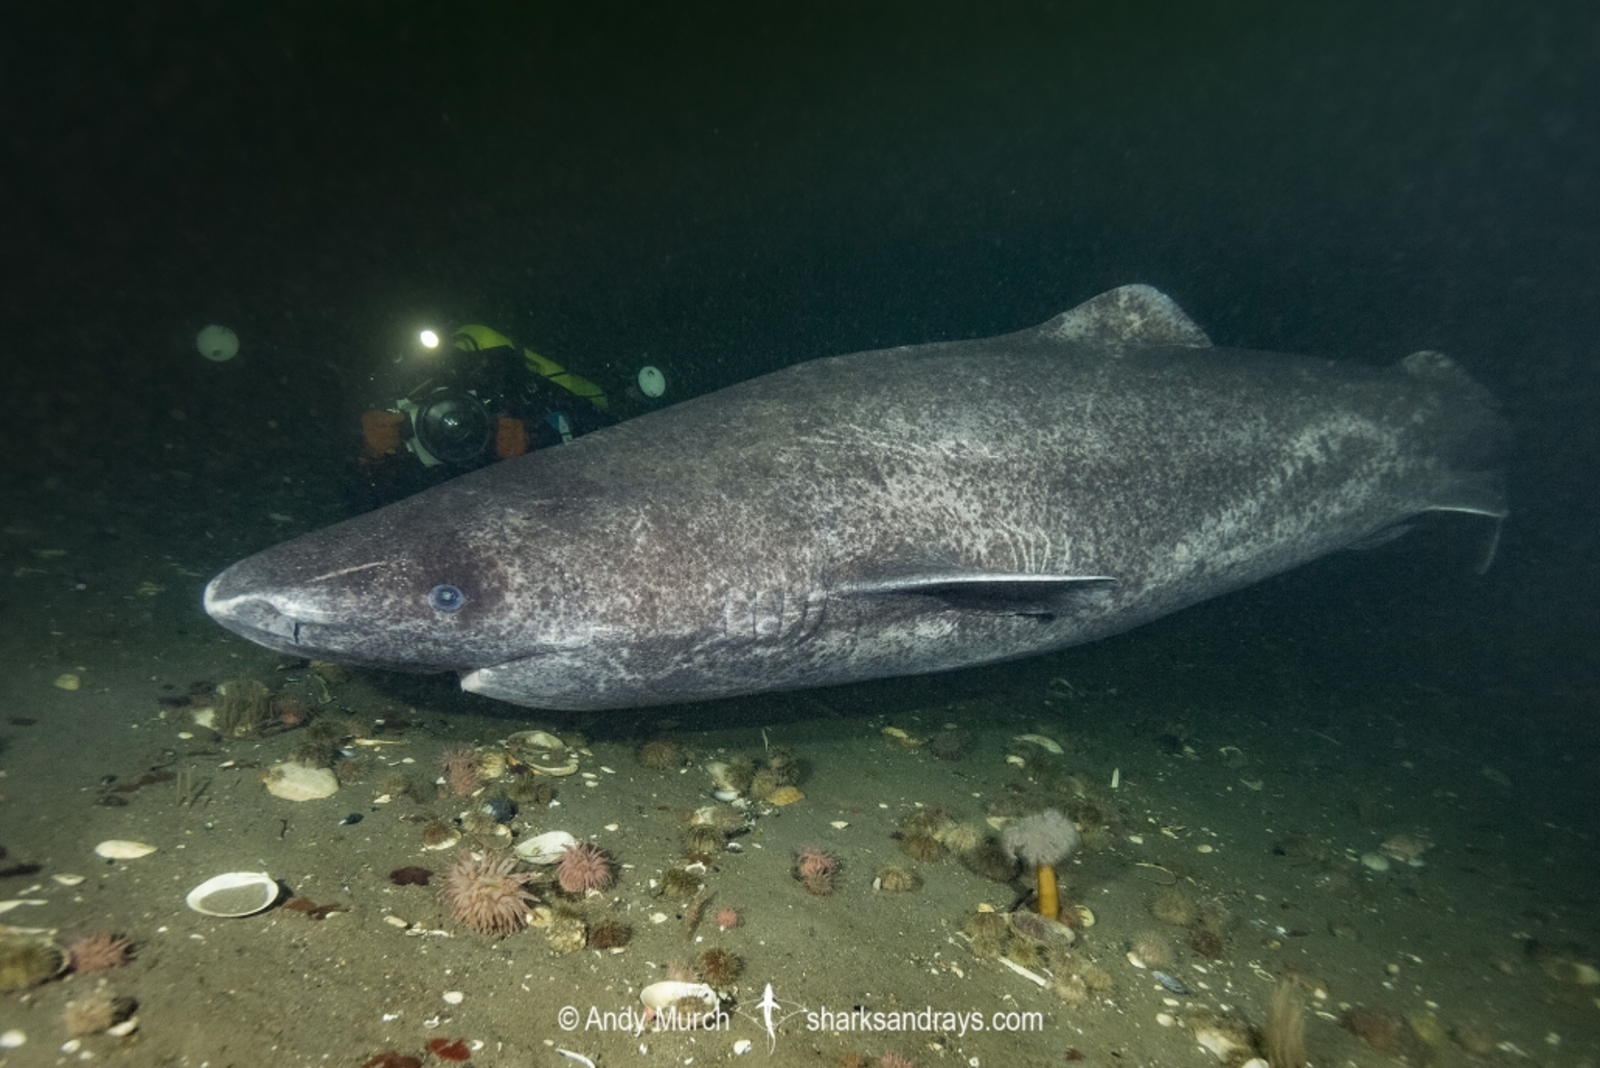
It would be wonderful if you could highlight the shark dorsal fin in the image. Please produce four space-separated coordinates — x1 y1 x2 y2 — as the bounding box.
1037 284 1211 350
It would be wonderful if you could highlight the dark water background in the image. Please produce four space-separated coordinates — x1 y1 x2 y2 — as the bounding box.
3 4 1596 796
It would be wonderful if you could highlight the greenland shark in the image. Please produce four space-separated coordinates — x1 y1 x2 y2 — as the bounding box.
204 285 1509 710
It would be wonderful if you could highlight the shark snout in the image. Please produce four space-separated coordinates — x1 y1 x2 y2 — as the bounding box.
203 572 304 649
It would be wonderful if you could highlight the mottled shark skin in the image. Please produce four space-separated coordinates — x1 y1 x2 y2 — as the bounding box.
204 286 1509 710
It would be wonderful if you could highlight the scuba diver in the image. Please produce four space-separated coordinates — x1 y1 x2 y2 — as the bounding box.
350 323 666 508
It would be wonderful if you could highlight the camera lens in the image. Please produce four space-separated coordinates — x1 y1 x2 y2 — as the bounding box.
415 390 492 465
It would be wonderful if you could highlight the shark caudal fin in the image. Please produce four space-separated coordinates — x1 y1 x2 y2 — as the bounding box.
1399 350 1511 573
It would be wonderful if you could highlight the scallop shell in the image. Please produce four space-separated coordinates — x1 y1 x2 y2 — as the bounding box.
514 830 579 864
506 731 579 776
185 872 281 917
94 840 158 860
764 785 804 806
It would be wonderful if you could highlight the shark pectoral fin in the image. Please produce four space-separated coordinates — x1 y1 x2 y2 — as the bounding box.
1344 524 1414 551
1037 284 1212 350
840 572 1117 617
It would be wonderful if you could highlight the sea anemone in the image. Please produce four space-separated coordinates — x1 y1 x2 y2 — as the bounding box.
899 833 945 863
214 678 272 736
1149 887 1196 926
439 746 483 798
1001 810 1080 920
1340 1004 1406 1052
749 768 782 801
64 994 135 1037
273 696 308 729
684 824 725 858
961 911 1009 958
637 739 684 769
1188 927 1226 959
421 818 461 850
555 843 614 895
899 806 951 837
697 947 743 985
763 746 801 784
1194 897 1233 936
440 850 535 935
875 865 920 892
1008 909 1064 945
0 936 64 992
927 729 969 761
661 868 703 899
959 836 1021 883
587 919 632 949
67 932 134 973
1129 930 1172 970
794 846 839 895
1055 972 1089 1005
940 822 983 854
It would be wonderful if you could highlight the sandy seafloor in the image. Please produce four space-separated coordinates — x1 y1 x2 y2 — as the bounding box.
0 509 1595 1068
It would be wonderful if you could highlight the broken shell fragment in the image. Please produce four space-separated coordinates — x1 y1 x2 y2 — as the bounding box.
94 840 158 860
1012 733 1064 754
185 872 281 917
640 980 718 1011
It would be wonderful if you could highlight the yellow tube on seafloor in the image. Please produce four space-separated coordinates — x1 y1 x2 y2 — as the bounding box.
1036 864 1059 920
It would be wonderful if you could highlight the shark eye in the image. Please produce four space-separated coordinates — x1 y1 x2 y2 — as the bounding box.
427 584 467 613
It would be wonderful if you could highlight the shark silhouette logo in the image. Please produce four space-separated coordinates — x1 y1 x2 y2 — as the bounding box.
740 982 809 1054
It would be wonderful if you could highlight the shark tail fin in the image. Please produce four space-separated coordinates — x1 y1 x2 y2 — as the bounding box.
1399 350 1511 572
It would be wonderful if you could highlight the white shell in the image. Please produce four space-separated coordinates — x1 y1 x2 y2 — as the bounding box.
1013 733 1064 754
94 840 158 860
514 830 578 864
185 872 281 917
506 729 565 750
265 762 339 801
639 981 718 1010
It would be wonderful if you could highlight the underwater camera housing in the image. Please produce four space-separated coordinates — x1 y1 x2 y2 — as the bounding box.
406 387 493 466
